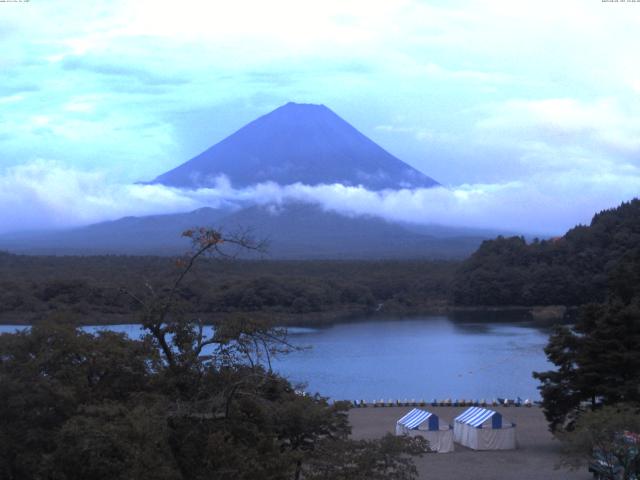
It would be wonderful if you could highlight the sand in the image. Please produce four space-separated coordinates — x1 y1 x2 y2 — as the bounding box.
348 406 592 480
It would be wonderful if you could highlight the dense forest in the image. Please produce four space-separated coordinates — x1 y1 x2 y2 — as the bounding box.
452 199 640 307
3 200 640 326
0 254 456 325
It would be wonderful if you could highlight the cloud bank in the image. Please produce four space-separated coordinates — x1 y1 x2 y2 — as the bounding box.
1 160 638 237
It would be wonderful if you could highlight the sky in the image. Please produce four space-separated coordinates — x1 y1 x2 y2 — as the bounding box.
1 0 639 235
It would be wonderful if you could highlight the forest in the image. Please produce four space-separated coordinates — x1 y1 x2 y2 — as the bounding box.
0 254 456 325
452 199 640 307
2 200 640 327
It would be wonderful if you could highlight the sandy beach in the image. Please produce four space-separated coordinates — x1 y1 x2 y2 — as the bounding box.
349 406 592 480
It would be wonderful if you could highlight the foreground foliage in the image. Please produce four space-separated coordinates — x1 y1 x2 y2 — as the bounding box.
560 405 640 480
0 229 427 479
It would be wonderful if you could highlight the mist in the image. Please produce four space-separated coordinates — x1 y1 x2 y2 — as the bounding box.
1 160 638 237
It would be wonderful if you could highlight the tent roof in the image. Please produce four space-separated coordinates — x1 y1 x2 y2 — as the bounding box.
454 407 498 427
397 408 434 429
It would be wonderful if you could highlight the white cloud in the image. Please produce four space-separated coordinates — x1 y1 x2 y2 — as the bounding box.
1 160 639 237
0 161 204 232
478 98 640 154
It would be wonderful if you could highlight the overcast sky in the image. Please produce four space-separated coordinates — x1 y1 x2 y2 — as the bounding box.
1 0 639 235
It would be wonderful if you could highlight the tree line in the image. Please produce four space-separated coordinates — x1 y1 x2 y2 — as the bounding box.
452 199 640 307
0 253 455 325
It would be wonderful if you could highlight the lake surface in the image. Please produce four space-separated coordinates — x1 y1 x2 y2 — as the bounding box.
0 315 552 401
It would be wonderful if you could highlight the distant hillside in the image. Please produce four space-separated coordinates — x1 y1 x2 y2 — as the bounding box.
0 208 232 256
0 202 487 259
151 102 438 190
452 199 640 306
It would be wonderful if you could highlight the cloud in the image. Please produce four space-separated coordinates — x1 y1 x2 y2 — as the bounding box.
1 160 639 237
477 98 640 154
61 56 190 86
0 161 209 233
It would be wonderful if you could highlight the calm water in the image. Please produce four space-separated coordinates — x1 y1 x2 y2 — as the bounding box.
0 315 552 400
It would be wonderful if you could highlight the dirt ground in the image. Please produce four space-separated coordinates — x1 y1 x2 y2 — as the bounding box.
348 406 592 480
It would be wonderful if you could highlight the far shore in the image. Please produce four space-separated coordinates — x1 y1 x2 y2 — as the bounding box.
0 304 575 327
349 406 590 480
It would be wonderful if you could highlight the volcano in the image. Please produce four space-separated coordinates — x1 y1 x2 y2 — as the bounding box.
0 104 495 259
151 102 438 190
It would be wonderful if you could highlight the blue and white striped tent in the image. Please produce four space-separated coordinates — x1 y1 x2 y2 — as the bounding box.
453 407 516 450
454 406 502 429
396 408 454 453
397 408 439 431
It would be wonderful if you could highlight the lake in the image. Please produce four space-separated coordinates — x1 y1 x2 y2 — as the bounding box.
0 315 552 401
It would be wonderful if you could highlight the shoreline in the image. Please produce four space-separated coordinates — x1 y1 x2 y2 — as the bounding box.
0 304 575 327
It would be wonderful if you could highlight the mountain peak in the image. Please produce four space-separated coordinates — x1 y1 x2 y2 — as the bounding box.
151 103 438 190
282 101 327 109
252 101 336 125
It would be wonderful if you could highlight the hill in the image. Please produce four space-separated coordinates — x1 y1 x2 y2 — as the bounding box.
0 202 487 259
452 199 640 306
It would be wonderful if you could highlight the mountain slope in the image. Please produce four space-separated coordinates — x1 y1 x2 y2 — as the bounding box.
151 102 438 190
0 208 231 255
217 203 483 259
0 203 486 259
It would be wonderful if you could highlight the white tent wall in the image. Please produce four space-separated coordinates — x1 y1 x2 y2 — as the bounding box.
407 428 455 453
454 422 516 450
478 426 516 450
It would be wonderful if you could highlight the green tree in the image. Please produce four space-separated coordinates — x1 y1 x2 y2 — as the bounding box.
559 404 640 480
304 434 428 480
533 300 640 431
0 228 427 480
0 321 158 479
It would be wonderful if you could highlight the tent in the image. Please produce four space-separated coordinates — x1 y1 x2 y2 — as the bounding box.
395 408 454 453
453 407 516 450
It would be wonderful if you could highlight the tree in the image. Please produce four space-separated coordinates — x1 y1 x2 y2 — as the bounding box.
533 233 640 434
0 227 428 479
559 404 640 480
304 434 428 480
0 321 159 479
533 300 640 432
453 199 640 307
532 323 583 431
